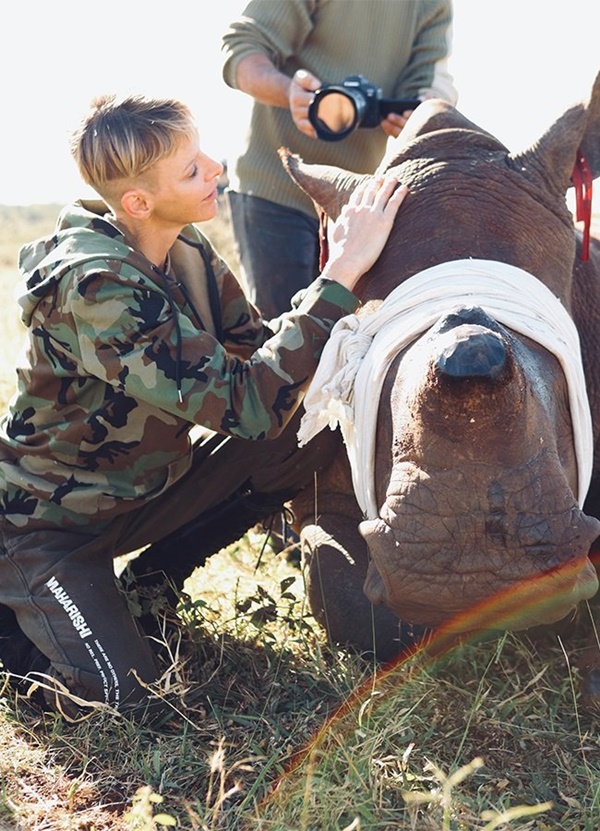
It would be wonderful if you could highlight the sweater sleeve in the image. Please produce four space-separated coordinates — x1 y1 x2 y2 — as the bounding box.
221 0 317 87
393 0 458 105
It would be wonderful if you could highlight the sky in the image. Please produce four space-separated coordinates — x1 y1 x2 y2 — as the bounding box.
2 0 599 208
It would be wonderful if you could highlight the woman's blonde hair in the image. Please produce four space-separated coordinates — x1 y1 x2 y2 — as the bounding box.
70 94 197 195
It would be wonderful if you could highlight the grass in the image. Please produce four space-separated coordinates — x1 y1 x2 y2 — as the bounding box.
0 202 599 830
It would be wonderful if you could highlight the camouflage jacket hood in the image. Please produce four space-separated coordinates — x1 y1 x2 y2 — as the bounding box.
0 201 358 530
18 202 144 327
17 201 225 402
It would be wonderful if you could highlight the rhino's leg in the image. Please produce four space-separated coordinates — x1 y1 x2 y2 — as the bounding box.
291 430 427 661
301 515 426 661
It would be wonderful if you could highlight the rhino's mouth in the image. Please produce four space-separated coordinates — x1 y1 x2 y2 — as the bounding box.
359 465 600 631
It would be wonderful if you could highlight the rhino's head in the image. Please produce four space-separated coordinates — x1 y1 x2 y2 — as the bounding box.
360 304 600 630
282 72 600 633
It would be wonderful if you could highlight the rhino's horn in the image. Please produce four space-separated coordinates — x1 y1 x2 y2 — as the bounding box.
278 147 369 221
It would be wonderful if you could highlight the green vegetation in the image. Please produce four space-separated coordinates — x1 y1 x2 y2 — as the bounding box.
0 205 598 830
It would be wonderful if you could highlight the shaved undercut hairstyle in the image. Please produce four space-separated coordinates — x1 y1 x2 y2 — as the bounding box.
70 93 197 197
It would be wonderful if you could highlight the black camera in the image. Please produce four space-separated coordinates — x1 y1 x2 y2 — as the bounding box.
308 74 420 142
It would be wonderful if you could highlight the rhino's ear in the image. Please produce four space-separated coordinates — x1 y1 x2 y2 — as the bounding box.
278 147 369 221
510 71 600 194
578 70 600 177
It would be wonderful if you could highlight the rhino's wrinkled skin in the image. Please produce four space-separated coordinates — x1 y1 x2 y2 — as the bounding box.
281 72 600 705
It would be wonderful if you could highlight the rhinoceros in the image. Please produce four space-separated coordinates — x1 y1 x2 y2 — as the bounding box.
279 71 600 705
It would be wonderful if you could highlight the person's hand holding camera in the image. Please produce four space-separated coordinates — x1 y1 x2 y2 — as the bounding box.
380 111 411 138
289 69 322 138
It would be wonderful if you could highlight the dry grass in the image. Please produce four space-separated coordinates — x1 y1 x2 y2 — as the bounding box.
0 204 599 830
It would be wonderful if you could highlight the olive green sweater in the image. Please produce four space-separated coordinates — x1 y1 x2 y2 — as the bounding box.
222 0 457 217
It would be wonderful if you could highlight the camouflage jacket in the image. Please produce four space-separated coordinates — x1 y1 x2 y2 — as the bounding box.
0 201 358 529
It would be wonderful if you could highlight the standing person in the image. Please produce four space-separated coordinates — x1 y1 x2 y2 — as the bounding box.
0 94 407 718
222 0 457 319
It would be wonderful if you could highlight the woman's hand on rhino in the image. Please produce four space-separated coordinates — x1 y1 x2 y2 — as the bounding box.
322 174 408 291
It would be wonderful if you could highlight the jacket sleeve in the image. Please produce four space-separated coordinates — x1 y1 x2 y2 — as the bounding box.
66 269 358 441
393 0 458 105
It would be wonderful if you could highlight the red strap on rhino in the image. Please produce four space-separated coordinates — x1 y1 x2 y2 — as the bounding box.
319 210 329 270
572 150 592 262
